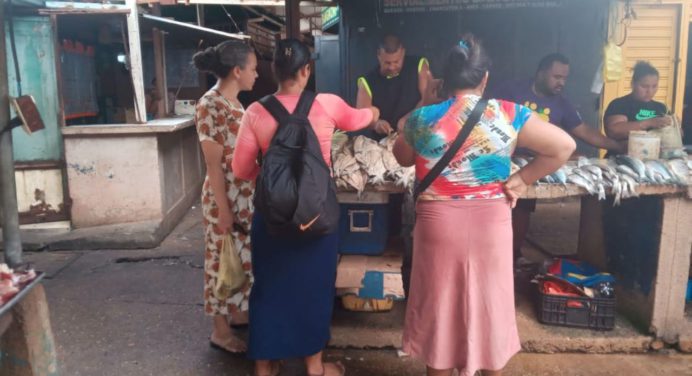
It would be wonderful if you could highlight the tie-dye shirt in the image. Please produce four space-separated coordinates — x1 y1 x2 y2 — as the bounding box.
404 94 532 201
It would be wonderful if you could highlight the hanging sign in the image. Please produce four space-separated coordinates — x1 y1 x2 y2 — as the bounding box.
381 0 563 14
322 6 340 30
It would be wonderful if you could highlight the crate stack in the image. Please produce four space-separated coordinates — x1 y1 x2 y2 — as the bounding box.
334 192 405 312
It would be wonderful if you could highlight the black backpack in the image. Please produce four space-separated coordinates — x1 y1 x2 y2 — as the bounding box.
254 91 339 237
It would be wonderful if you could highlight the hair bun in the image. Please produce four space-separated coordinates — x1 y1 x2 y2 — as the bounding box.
192 46 219 72
449 42 471 66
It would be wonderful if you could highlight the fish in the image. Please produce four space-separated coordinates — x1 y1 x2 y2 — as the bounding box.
573 168 597 184
666 159 690 185
616 165 640 182
615 155 647 181
612 179 623 206
540 175 555 184
644 160 674 184
597 183 606 201
577 156 591 168
549 168 568 185
568 174 598 195
583 165 603 181
513 157 529 168
620 174 640 198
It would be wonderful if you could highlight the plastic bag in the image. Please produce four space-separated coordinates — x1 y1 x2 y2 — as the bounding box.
213 234 247 300
603 42 623 82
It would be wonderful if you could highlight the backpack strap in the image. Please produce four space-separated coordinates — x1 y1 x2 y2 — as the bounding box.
294 90 317 117
259 91 317 126
259 95 291 125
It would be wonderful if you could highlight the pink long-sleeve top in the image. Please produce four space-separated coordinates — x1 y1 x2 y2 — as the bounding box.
232 93 374 180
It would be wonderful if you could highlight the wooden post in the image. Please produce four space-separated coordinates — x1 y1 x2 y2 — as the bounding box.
125 0 146 123
152 28 168 118
0 284 58 376
285 0 301 39
649 196 692 343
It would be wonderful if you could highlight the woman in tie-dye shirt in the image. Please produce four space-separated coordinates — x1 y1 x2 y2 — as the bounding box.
394 34 575 376
404 96 532 200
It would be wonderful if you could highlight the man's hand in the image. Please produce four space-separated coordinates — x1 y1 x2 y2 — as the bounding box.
643 115 672 130
422 71 443 106
374 120 394 135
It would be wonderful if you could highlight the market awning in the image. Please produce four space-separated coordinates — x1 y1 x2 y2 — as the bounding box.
140 13 250 42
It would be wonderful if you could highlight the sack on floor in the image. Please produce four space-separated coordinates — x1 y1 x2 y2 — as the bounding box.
214 234 247 300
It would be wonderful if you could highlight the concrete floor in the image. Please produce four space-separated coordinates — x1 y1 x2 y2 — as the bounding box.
15 204 692 375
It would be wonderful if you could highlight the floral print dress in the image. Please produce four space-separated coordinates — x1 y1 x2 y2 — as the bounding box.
195 89 254 317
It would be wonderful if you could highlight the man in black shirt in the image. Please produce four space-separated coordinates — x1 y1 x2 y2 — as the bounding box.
355 34 431 295
356 34 431 140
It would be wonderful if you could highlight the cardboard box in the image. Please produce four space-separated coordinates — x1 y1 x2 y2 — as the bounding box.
335 254 405 300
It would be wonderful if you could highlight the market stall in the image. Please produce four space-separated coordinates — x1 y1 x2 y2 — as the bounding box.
317 0 692 348
331 133 691 342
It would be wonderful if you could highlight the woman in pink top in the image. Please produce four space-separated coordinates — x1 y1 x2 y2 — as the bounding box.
233 39 379 376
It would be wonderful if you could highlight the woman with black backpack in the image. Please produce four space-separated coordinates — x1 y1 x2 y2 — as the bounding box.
232 39 380 376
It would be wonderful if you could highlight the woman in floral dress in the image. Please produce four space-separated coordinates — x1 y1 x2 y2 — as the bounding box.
193 40 258 353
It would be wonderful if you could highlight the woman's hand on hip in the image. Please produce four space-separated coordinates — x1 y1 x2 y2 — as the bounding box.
504 173 529 209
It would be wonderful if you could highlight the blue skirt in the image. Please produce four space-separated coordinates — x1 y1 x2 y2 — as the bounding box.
248 213 338 360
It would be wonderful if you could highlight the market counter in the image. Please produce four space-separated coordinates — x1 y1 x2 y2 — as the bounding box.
339 181 692 344
61 117 204 231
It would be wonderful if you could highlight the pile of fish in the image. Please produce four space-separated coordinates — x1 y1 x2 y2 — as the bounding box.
332 133 415 193
513 155 691 205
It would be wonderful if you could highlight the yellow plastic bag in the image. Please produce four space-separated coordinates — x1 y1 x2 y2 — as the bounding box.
213 234 247 300
603 42 624 82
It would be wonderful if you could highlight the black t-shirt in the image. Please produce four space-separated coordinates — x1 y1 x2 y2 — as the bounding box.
356 56 423 140
604 94 668 123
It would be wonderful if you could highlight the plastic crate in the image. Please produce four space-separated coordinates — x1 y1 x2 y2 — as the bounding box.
537 286 616 331
337 192 389 255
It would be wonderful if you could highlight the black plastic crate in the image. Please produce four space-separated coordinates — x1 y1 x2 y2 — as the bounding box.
537 286 616 331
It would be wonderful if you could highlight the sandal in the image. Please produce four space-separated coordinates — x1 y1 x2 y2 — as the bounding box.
209 335 247 355
308 361 346 376
255 360 282 376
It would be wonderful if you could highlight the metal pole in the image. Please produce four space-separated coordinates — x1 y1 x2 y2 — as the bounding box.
285 0 301 39
0 3 23 268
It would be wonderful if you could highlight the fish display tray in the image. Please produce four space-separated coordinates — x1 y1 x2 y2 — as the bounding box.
536 286 616 331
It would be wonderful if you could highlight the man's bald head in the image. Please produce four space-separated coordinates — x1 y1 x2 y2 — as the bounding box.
377 33 406 77
378 34 403 54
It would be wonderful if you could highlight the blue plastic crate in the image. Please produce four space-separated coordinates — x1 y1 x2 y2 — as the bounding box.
337 193 389 255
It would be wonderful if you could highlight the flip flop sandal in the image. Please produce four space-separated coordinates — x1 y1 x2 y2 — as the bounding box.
307 361 346 376
209 337 247 356
255 360 282 376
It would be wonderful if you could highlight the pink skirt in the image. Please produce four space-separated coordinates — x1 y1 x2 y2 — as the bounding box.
402 199 520 375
